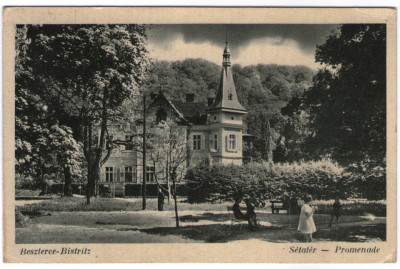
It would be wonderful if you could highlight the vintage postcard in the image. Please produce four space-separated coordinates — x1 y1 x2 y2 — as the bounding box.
2 7 396 263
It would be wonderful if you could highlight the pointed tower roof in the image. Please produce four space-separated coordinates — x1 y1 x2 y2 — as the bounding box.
207 41 246 114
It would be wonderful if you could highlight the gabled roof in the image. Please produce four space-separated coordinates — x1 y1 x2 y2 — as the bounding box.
171 100 208 125
148 92 208 125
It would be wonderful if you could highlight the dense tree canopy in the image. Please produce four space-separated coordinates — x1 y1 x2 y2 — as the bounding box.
15 24 149 200
284 24 386 165
15 26 84 195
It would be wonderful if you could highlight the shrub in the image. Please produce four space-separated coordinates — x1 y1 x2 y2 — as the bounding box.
346 162 386 200
15 175 39 190
314 199 386 217
185 159 382 204
15 209 31 228
99 185 113 198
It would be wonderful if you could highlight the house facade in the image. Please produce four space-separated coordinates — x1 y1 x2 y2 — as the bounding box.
98 42 247 196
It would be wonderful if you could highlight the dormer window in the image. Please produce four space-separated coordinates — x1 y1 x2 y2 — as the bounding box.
156 108 167 123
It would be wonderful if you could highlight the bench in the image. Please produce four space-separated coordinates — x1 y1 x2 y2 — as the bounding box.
227 206 243 230
270 200 286 214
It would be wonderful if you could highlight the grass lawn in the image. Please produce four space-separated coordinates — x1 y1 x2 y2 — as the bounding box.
15 197 386 244
17 196 230 214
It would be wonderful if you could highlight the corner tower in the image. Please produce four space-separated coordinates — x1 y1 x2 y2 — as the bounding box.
207 41 247 165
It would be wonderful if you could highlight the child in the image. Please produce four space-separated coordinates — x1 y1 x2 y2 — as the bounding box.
329 197 341 227
298 195 317 242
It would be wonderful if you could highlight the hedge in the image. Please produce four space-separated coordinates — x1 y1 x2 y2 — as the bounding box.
186 160 385 204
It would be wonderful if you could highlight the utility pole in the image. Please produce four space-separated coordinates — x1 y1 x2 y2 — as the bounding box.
142 94 147 210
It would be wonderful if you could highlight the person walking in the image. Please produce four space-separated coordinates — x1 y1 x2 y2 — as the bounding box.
298 195 317 242
329 197 341 227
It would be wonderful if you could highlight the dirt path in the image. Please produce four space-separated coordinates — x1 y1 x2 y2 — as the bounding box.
16 211 386 244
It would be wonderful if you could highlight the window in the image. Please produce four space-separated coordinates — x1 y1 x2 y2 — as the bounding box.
228 134 237 151
125 135 134 150
231 116 235 120
193 134 201 150
106 135 113 149
146 166 155 183
125 166 133 182
105 167 114 182
228 93 233 100
209 134 218 151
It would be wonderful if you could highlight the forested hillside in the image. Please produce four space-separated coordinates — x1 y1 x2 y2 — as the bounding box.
145 58 315 162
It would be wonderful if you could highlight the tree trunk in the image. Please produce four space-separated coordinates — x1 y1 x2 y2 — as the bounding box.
173 179 179 228
166 158 171 203
91 161 100 197
167 177 171 203
142 94 147 210
85 121 92 204
39 159 47 196
85 183 91 205
63 167 73 197
85 122 103 203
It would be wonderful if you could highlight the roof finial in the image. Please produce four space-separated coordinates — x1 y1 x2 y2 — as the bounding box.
225 25 228 45
222 26 231 66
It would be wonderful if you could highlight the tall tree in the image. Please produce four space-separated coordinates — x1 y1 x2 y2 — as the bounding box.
281 98 312 162
19 24 149 203
147 120 191 228
48 125 84 196
260 114 275 162
16 25 83 194
296 24 386 164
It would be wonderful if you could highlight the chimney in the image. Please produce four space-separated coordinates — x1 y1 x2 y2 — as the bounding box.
207 97 214 106
150 93 157 100
185 93 195 103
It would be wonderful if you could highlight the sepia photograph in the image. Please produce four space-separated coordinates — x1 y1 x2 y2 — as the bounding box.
3 7 396 263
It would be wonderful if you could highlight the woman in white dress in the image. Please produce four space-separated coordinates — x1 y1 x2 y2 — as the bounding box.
298 195 317 242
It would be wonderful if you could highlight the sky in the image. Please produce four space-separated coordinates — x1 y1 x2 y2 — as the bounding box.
146 24 339 70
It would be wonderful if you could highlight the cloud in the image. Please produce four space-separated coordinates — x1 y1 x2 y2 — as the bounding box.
147 24 339 54
235 37 323 69
147 33 324 69
147 33 223 64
